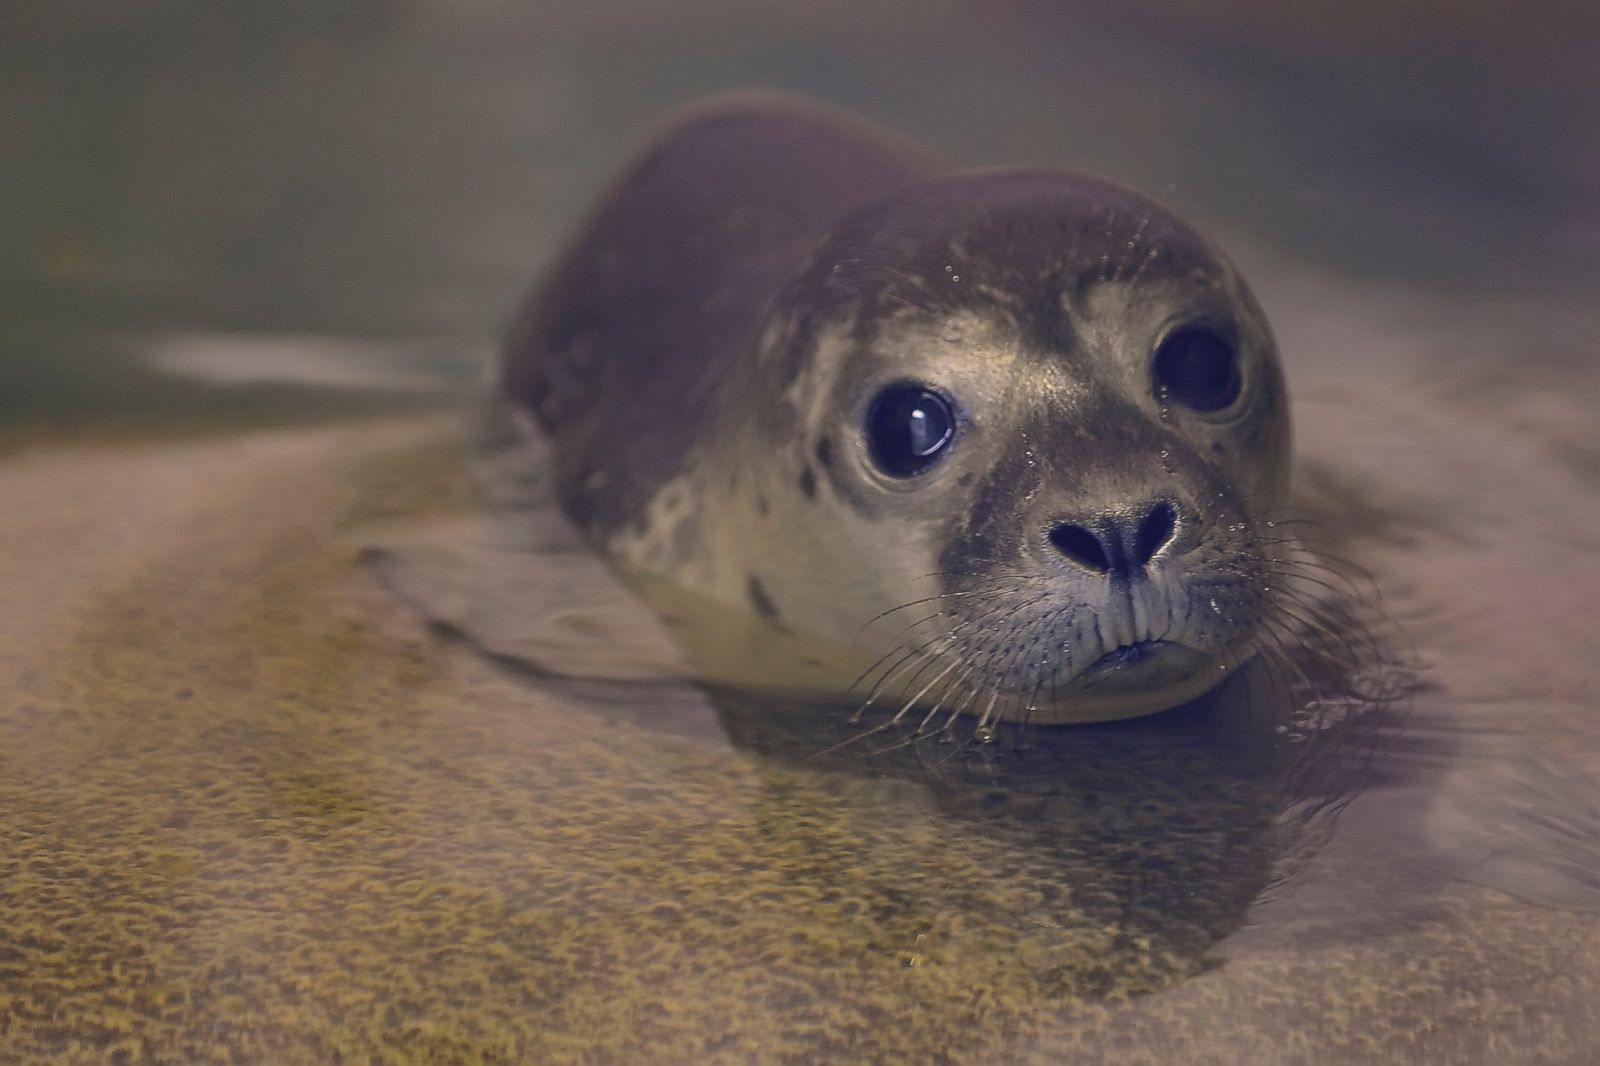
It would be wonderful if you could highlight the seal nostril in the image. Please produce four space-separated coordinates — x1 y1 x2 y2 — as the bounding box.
1051 503 1175 578
1134 501 1177 565
1049 522 1112 573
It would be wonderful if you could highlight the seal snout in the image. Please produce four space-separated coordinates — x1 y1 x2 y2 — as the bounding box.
1047 500 1178 582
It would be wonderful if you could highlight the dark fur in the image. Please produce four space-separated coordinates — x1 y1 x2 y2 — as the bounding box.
502 97 932 537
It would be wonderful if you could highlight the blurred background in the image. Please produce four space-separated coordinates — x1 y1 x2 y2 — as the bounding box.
3 0 1596 436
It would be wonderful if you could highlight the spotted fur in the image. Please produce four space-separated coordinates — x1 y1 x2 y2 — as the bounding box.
501 94 1293 724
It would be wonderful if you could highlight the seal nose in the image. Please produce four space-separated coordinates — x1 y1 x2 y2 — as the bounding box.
1048 501 1177 581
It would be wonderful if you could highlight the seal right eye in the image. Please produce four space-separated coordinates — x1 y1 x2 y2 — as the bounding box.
866 383 956 477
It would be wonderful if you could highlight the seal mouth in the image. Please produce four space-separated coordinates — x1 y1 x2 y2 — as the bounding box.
1090 639 1173 669
1075 639 1207 692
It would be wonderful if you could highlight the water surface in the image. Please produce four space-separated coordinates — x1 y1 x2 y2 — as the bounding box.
2 3 1597 1063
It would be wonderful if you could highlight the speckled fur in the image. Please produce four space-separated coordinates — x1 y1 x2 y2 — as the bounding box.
502 94 1292 722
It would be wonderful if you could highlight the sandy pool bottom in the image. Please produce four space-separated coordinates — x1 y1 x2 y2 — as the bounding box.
0 417 1595 1065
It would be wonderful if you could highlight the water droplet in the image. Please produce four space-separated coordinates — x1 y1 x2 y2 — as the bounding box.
974 724 996 744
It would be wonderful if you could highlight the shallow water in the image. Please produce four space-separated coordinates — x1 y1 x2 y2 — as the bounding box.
2 3 1598 1063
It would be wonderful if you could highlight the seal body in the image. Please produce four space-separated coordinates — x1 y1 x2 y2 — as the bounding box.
502 94 1291 725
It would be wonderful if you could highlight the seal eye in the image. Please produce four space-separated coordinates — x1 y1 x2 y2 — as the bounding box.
1153 328 1241 412
866 383 956 477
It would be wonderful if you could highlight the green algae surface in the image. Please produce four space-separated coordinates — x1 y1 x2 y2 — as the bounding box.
1 422 1596 1065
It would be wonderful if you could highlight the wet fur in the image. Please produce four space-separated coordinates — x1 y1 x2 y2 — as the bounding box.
502 94 1313 725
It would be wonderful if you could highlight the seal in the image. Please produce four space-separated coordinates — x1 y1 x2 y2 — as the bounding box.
500 93 1292 726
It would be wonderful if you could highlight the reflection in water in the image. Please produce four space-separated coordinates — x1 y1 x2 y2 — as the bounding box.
377 418 1413 1001
707 654 1402 1000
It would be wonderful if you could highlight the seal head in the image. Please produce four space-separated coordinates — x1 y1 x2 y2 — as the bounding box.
503 98 1290 725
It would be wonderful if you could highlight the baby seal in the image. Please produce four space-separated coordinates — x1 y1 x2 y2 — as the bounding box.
500 94 1292 726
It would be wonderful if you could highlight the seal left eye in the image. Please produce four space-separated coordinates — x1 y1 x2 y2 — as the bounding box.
866 383 956 477
1153 327 1241 412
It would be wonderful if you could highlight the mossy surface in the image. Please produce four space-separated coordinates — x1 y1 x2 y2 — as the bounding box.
0 422 1594 1065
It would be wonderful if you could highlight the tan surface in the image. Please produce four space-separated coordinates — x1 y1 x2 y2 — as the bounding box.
0 414 1594 1064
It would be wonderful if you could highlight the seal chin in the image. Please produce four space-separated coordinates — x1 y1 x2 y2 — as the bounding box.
1007 640 1225 724
1070 640 1211 694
